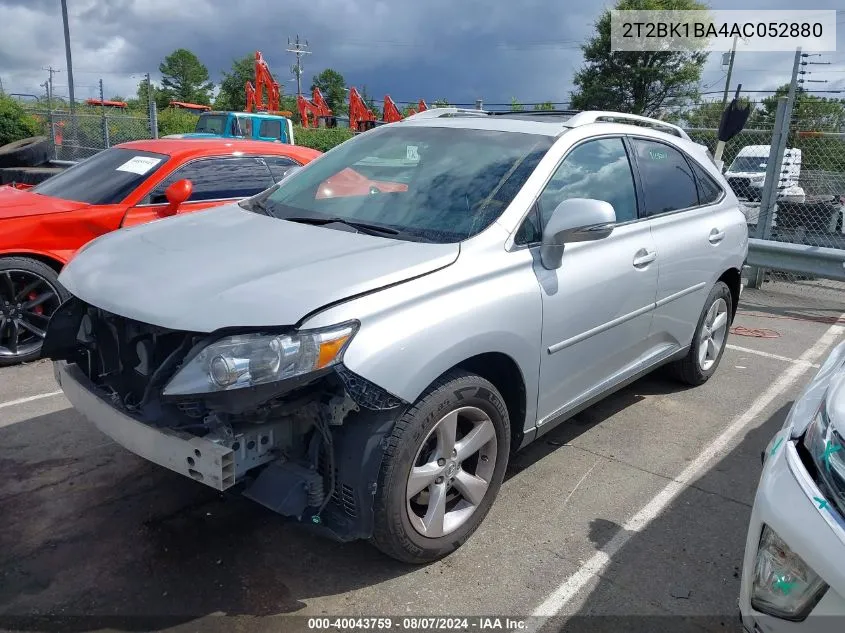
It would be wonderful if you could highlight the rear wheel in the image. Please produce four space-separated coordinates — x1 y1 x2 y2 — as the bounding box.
0 257 68 366
668 281 733 386
371 370 510 564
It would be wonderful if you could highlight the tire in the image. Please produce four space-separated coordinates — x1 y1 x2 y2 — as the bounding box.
371 370 511 564
0 257 69 367
668 281 733 386
0 136 51 168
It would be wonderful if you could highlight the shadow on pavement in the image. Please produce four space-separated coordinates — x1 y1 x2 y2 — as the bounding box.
545 400 794 633
0 369 703 632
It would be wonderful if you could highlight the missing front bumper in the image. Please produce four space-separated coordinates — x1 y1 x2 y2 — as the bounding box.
54 361 282 491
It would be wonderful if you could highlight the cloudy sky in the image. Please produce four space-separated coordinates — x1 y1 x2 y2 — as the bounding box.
1 0 843 108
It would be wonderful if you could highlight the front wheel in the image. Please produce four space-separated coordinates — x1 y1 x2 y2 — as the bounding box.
0 257 68 366
669 281 733 386
371 370 511 564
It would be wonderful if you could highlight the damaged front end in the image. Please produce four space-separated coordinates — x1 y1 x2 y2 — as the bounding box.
44 298 407 541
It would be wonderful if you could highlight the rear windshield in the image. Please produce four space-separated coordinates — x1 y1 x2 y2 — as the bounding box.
32 148 169 205
195 115 227 135
259 126 553 243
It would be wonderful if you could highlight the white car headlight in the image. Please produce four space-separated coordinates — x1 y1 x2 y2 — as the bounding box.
162 322 357 396
802 400 845 517
751 526 828 621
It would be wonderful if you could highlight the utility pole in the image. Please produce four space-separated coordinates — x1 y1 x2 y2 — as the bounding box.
41 66 59 105
286 35 311 98
721 35 738 110
59 0 75 113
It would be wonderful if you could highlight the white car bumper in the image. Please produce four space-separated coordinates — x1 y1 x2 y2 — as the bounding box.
739 432 845 632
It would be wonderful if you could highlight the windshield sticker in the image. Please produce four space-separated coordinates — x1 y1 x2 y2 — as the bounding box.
648 149 668 161
116 156 162 175
406 145 419 161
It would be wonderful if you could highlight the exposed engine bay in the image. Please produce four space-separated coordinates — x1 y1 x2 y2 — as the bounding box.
44 298 406 540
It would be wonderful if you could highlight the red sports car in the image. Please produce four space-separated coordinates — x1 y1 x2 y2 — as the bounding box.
0 138 321 365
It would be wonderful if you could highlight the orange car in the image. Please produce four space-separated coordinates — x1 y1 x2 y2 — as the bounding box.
0 138 321 365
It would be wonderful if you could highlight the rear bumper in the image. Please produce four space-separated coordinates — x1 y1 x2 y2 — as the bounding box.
54 361 237 490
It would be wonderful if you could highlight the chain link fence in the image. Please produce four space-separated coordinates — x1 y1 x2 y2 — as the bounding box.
678 98 845 301
29 107 156 162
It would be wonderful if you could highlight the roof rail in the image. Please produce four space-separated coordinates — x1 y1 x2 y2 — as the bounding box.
402 107 489 121
566 111 691 141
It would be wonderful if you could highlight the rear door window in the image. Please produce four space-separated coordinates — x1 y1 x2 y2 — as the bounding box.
146 157 274 204
630 138 699 217
259 120 283 139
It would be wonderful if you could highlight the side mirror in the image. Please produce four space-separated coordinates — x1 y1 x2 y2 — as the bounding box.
164 179 193 215
540 198 616 270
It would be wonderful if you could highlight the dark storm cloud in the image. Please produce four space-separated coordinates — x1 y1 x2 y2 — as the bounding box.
1 0 843 104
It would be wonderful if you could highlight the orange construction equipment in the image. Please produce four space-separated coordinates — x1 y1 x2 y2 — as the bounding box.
85 98 128 109
378 96 429 125
245 51 281 113
349 87 377 132
297 87 333 128
169 101 212 112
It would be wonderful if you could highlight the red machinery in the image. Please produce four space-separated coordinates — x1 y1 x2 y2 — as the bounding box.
245 51 281 113
349 87 377 132
85 98 128 109
297 87 333 128
381 96 428 122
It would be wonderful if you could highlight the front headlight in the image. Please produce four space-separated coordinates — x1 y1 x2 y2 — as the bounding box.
162 322 357 397
803 399 845 517
751 525 828 621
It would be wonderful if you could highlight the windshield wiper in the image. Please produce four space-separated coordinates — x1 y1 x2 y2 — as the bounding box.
284 216 400 236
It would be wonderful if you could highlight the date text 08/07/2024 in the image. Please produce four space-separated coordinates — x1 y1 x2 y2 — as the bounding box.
307 617 529 631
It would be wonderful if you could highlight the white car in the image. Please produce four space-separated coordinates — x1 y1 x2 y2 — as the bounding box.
739 341 845 629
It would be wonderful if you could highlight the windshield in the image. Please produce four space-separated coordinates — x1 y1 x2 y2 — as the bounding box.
195 115 227 135
31 148 169 205
729 156 768 173
258 126 553 243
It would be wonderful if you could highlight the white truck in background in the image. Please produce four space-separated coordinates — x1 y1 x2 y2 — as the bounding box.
724 145 805 204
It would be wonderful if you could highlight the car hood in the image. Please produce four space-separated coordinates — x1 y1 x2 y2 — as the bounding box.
0 186 90 219
59 204 460 332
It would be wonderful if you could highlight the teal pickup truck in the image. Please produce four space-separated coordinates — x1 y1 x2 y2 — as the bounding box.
164 111 296 144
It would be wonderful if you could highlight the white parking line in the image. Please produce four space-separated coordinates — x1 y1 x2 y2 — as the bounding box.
528 318 844 626
0 390 63 414
726 344 821 368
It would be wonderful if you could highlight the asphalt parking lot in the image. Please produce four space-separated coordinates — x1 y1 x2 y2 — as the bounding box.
1 284 843 633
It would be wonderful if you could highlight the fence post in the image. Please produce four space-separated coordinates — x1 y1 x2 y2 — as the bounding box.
748 97 791 288
150 101 159 139
99 78 110 148
475 99 483 110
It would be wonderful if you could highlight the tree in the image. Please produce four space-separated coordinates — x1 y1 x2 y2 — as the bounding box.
159 49 214 105
570 0 708 116
759 84 845 132
312 69 347 114
431 98 451 108
510 98 524 112
0 94 42 145
135 78 170 111
681 97 753 128
215 53 267 111
534 101 555 111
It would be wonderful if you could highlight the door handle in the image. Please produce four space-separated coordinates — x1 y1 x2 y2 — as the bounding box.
709 228 726 244
633 248 657 268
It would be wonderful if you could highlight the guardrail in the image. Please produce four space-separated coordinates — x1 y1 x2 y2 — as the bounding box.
747 237 845 284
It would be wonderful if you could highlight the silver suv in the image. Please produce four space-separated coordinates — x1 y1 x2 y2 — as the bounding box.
44 109 748 564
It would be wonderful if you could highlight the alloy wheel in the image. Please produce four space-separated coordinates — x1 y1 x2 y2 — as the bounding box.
406 406 498 538
0 270 60 361
698 297 729 372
